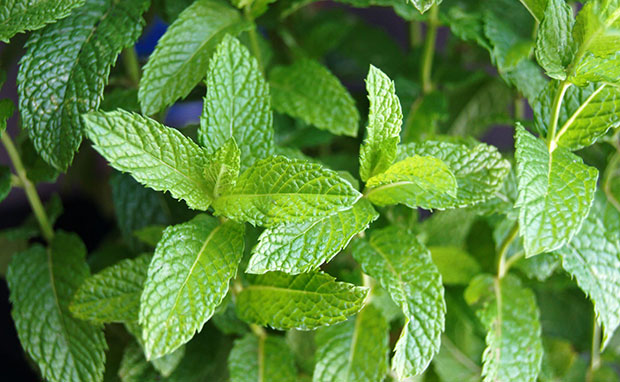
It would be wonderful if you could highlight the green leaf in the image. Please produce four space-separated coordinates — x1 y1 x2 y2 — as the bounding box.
0 0 85 42
359 65 402 182
7 232 106 382
429 246 481 285
236 272 368 330
124 322 186 377
515 125 598 257
465 274 543 382
83 110 213 210
133 225 166 247
535 0 575 80
70 253 151 323
411 0 440 14
17 0 149 170
228 334 297 382
397 141 511 209
518 0 547 22
352 227 445 378
270 59 359 137
0 98 15 133
118 341 160 382
138 0 250 115
204 139 241 200
139 215 245 359
0 166 10 203
558 193 620 348
199 36 273 170
213 155 361 226
313 303 389 382
364 155 457 209
247 199 378 274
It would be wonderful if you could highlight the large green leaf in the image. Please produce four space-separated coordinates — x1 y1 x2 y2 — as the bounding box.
7 232 106 382
83 110 213 210
228 334 297 382
236 272 368 330
0 0 84 42
352 227 445 378
364 155 457 209
17 0 149 170
138 0 250 115
397 141 510 209
199 35 273 170
270 59 359 137
558 193 620 348
213 155 361 226
139 215 245 359
359 65 402 182
465 274 543 382
313 303 389 382
70 253 151 323
515 125 598 257
535 0 575 79
247 199 378 274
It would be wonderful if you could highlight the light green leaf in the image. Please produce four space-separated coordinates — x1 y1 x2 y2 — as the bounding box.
518 0 547 22
364 155 457 209
247 199 378 274
17 0 149 170
7 232 106 382
572 50 620 86
0 0 85 42
138 0 251 115
133 225 165 247
139 215 245 359
515 125 598 257
352 227 445 378
204 139 241 200
236 272 368 330
313 303 389 382
213 155 361 226
558 193 620 348
359 65 402 182
411 0 440 14
199 35 273 170
229 334 297 382
465 274 543 382
270 59 359 137
83 110 213 210
70 253 151 323
535 0 575 80
397 141 511 209
429 246 481 285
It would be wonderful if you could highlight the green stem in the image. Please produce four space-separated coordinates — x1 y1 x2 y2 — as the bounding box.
421 4 439 94
514 97 525 121
250 323 267 339
246 11 263 73
1 131 54 242
547 81 571 151
409 20 423 48
497 222 520 279
587 320 601 382
122 47 140 87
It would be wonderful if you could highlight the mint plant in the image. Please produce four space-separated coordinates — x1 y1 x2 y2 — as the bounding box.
2 0 620 381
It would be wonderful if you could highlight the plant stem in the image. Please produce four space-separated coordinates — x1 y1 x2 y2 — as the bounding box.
1 131 54 242
122 47 140 87
421 4 439 94
497 222 520 279
250 323 267 339
409 20 423 48
246 11 263 73
514 97 525 121
546 81 571 151
587 320 601 382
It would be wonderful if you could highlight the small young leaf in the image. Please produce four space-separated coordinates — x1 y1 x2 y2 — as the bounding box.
411 0 440 14
138 0 251 115
515 125 598 257
213 156 361 226
236 272 368 330
83 110 213 210
139 215 245 359
228 334 297 382
204 139 241 200
7 232 106 382
270 59 359 137
313 304 389 382
535 0 575 80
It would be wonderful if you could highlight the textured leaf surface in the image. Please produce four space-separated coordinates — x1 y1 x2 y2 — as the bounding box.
558 193 620 348
70 253 151 323
515 125 598 257
411 0 440 14
204 139 240 200
7 232 106 382
18 0 149 170
236 272 368 330
228 334 297 382
465 274 543 382
365 155 457 209
313 303 389 382
270 59 359 137
213 156 361 226
359 65 402 182
139 215 245 359
535 0 574 79
83 110 213 210
397 141 510 209
352 227 445 378
0 0 84 42
247 199 378 274
139 0 250 115
199 36 273 170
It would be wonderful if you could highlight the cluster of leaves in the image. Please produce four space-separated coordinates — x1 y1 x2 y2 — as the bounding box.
2 0 620 381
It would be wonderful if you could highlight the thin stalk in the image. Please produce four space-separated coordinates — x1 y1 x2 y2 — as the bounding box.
547 81 571 151
587 320 601 382
250 323 267 339
421 4 439 94
497 222 520 279
514 97 525 121
409 20 423 48
122 47 140 87
1 131 54 242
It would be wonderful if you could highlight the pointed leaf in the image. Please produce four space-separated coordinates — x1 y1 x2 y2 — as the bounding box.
229 334 296 382
535 0 575 80
204 139 241 200
411 0 440 14
0 0 84 42
518 0 547 22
